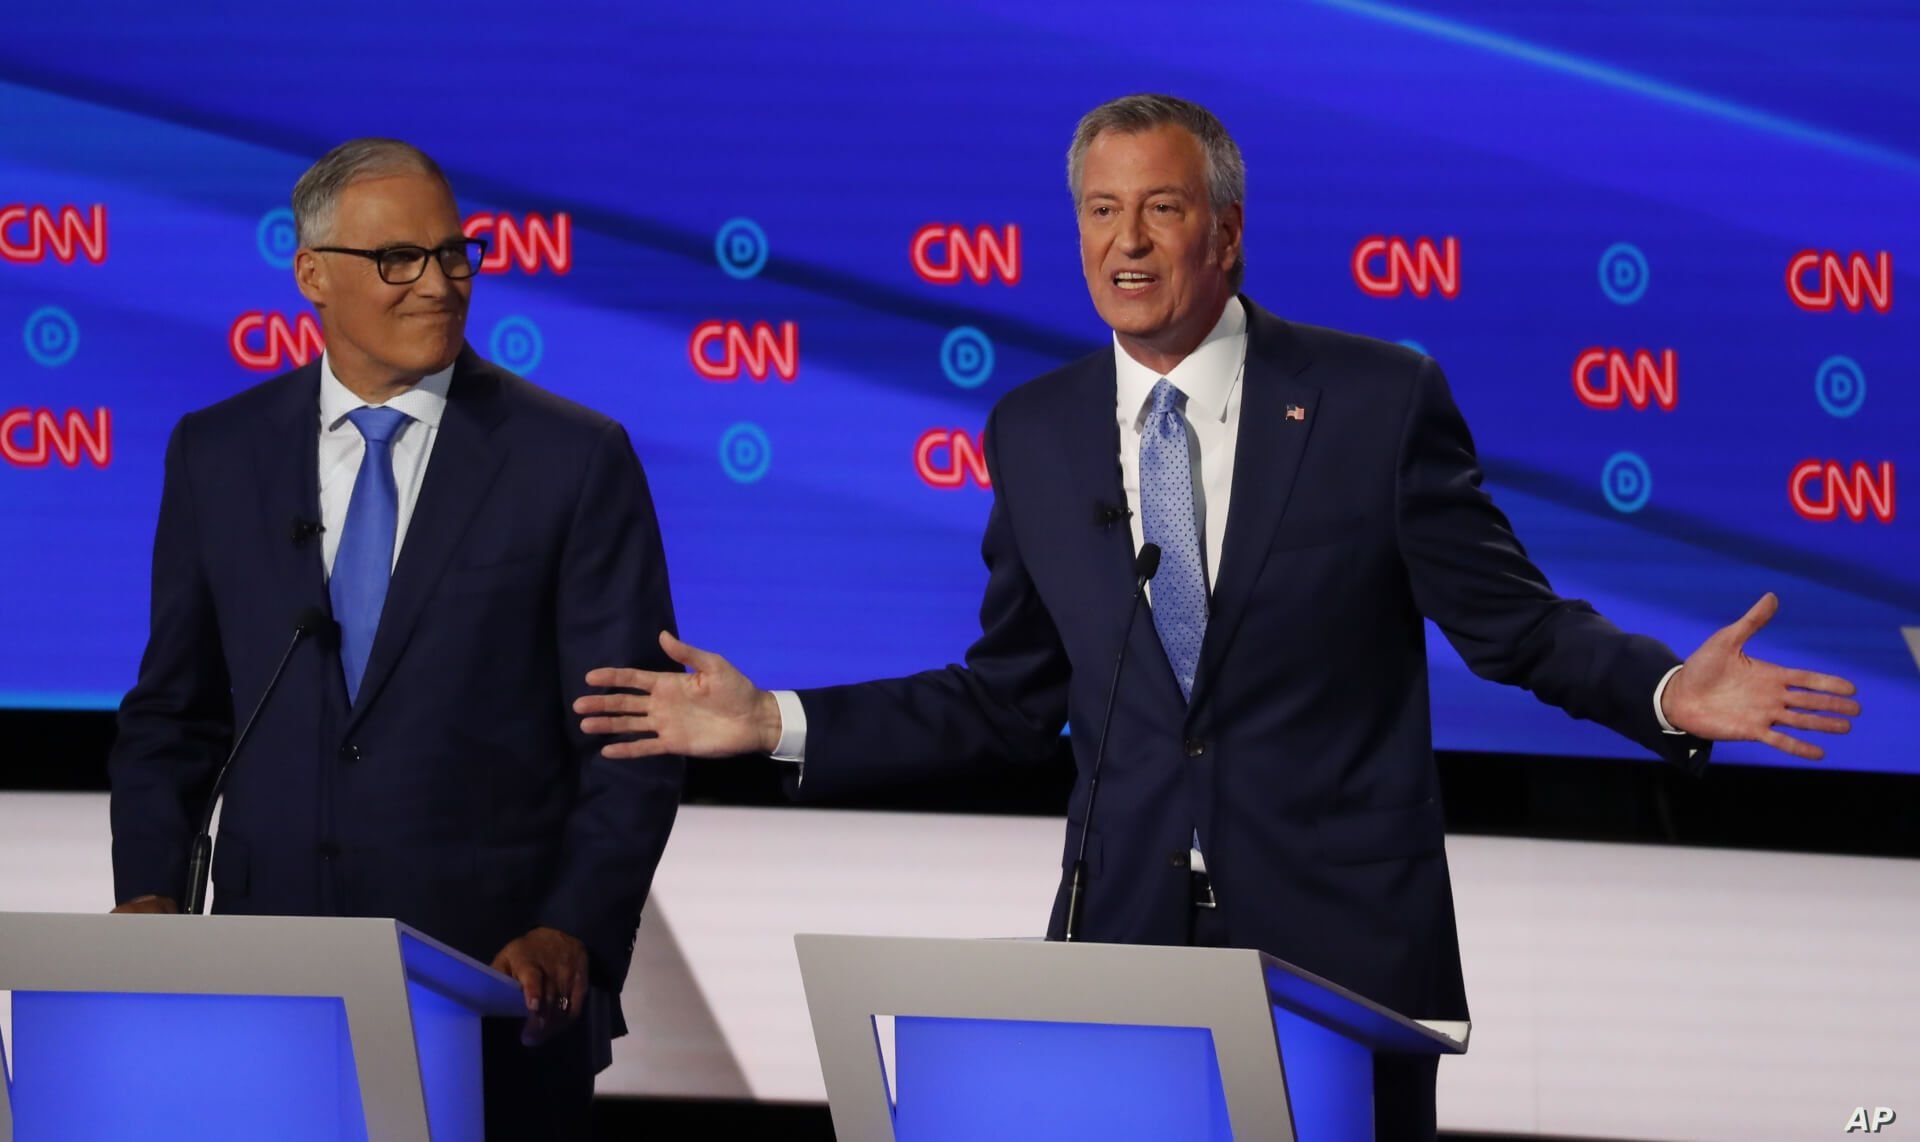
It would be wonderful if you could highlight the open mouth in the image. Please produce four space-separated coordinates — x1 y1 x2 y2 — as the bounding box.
1112 271 1158 293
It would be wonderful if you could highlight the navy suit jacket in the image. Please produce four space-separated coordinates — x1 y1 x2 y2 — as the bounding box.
795 299 1708 1021
110 346 684 1030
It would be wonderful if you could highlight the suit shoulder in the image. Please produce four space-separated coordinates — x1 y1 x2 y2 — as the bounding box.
179 365 317 438
991 344 1108 427
1286 320 1429 381
482 360 623 440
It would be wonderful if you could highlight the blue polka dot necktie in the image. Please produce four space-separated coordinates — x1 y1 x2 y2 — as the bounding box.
330 405 411 704
1140 379 1208 701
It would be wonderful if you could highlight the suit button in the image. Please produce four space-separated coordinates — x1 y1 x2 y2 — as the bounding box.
1184 739 1207 758
338 744 362 764
316 841 340 859
1168 850 1190 869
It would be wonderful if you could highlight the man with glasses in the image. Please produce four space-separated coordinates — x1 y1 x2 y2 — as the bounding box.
108 138 683 1138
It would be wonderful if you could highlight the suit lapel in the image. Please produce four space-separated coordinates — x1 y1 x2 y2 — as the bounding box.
346 350 508 728
1193 300 1319 704
1056 349 1141 653
253 364 330 616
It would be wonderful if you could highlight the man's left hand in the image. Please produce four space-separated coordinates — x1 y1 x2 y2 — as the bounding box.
1662 593 1861 761
490 926 588 1046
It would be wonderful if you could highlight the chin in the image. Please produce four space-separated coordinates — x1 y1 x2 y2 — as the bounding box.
1095 303 1171 340
409 338 463 372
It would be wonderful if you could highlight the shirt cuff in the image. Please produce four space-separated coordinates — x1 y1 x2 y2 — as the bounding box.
1653 665 1685 734
770 690 808 762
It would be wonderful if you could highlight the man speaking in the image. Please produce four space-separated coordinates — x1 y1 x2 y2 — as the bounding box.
109 139 683 1137
576 96 1858 1137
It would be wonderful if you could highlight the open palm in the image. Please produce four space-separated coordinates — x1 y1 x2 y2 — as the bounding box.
575 633 782 760
1662 593 1860 761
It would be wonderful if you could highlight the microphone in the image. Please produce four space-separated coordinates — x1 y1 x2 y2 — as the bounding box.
182 605 335 915
1063 543 1160 943
1094 503 1133 528
290 518 325 545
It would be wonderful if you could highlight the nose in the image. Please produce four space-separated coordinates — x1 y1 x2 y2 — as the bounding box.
1118 207 1150 257
411 254 456 299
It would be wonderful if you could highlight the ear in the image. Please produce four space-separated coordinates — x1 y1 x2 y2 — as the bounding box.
294 249 326 308
1215 201 1245 277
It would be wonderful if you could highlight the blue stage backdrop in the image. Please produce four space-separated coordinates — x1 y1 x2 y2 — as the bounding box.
1 1 1914 774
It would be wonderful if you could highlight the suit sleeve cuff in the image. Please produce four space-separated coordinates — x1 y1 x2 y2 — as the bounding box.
770 690 808 762
1653 664 1685 734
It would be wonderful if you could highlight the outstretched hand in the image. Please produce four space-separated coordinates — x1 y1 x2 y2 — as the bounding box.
575 632 784 759
1662 593 1860 761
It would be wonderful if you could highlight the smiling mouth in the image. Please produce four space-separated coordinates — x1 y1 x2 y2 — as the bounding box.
1113 271 1157 293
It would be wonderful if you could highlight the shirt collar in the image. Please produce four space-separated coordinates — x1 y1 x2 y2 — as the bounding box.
1114 295 1248 428
318 352 455 432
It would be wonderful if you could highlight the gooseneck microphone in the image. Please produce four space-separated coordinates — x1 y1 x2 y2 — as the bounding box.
182 605 335 915
1063 543 1160 942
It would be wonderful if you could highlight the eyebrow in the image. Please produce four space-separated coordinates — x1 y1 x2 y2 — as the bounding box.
1081 186 1194 202
363 234 469 249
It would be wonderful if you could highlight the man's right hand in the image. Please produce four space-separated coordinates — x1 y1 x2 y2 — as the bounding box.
576 632 783 759
111 895 180 914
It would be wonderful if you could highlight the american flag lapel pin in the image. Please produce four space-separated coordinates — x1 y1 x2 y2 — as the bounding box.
1285 404 1307 422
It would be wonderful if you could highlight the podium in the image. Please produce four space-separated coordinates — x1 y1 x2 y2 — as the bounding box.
0 913 525 1142
795 935 1469 1141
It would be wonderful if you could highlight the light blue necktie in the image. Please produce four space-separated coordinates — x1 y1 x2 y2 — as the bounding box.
330 406 410 704
1140 379 1208 701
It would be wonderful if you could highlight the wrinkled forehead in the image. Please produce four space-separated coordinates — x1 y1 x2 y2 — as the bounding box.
1079 125 1210 201
330 173 464 246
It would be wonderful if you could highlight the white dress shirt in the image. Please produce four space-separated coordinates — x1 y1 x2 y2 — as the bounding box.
317 353 454 578
771 296 1685 764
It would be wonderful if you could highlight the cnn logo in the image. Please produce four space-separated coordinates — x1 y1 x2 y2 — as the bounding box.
911 224 1020 285
1352 236 1459 299
1573 349 1677 411
463 212 571 275
1787 250 1891 313
690 321 798 382
230 312 325 371
915 429 991 489
1790 460 1895 523
1 408 112 468
0 204 107 264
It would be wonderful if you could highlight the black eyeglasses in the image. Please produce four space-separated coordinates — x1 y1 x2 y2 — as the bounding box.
310 238 490 284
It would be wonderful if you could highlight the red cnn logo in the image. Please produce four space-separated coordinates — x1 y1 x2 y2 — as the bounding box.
463 212 572 275
230 312 325 371
1790 460 1895 522
1787 250 1892 313
689 321 799 382
1 408 112 468
915 429 991 489
1352 236 1459 298
1573 349 1678 411
910 224 1021 285
0 205 108 264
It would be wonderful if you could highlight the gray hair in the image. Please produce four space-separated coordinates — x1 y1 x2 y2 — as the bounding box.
292 138 451 247
1066 94 1246 288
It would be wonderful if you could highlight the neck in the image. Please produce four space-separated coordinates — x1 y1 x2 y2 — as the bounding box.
328 348 434 406
1114 292 1233 376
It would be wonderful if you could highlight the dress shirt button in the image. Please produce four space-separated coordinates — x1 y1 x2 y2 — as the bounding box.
1183 739 1207 758
338 743 362 764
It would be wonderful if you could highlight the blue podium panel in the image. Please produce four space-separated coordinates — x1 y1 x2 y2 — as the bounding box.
9 992 369 1142
1270 1004 1373 1142
408 980 485 1142
892 1016 1233 1142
